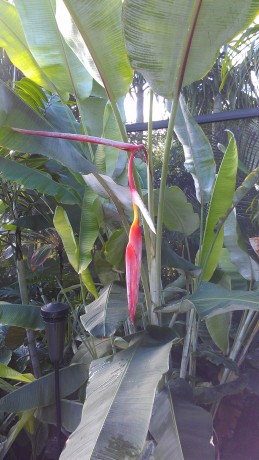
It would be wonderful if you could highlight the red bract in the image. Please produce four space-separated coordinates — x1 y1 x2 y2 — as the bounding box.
126 203 142 324
10 127 155 324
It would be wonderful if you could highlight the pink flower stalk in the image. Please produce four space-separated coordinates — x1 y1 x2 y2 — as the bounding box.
11 127 155 323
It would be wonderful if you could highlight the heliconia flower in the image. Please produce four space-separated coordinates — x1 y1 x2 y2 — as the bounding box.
126 151 156 324
10 127 156 323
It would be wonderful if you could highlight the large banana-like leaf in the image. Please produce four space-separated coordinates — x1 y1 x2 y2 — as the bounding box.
80 283 129 337
199 132 238 281
60 0 133 102
174 95 216 204
0 363 88 413
149 382 214 460
60 327 174 460
0 157 80 205
0 0 55 93
123 0 259 98
0 302 44 330
14 0 93 132
190 282 259 319
0 82 97 174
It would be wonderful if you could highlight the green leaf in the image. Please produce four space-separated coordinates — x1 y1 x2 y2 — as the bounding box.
123 0 259 98
190 282 259 319
153 186 199 236
206 313 231 354
150 382 214 460
95 103 124 176
0 364 34 383
0 0 56 93
0 157 80 205
14 215 52 231
78 189 101 274
60 327 174 460
71 338 112 366
61 0 133 101
224 210 259 281
233 166 259 207
0 409 35 460
14 0 93 132
53 206 79 272
80 268 98 300
0 82 97 174
0 363 88 413
174 95 216 203
83 173 132 211
80 283 129 337
199 132 238 281
36 400 83 433
94 251 121 285
104 229 128 272
161 241 201 276
0 303 44 330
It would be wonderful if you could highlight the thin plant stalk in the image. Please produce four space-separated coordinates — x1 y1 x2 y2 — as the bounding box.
56 278 97 359
220 309 255 384
180 308 195 379
16 257 41 379
237 317 259 367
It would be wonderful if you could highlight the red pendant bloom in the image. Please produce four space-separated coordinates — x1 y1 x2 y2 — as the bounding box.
11 128 156 324
126 204 142 324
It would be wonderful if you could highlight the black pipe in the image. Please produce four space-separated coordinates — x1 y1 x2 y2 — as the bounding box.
125 108 259 132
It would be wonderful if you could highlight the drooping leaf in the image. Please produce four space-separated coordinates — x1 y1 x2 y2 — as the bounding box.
153 186 199 236
149 381 214 460
60 0 133 101
80 283 129 337
53 206 79 272
199 132 238 281
0 157 80 205
0 363 88 413
60 327 174 460
190 282 259 319
174 95 215 203
123 0 259 98
83 173 132 212
0 303 44 330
